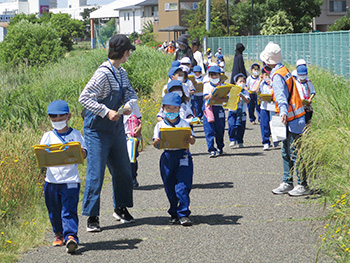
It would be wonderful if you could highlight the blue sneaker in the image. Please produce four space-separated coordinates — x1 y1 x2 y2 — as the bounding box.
217 149 224 156
209 151 216 158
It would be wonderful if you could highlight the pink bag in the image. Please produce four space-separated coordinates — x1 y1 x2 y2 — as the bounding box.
128 115 141 137
204 105 215 123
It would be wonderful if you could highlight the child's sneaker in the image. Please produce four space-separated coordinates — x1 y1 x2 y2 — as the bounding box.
87 216 101 232
273 141 279 148
217 149 224 156
113 207 135 223
209 151 216 158
272 182 293 194
66 236 78 253
169 216 179 224
288 185 311 196
238 143 244 148
52 234 64 247
179 216 192 226
229 141 236 148
263 143 270 151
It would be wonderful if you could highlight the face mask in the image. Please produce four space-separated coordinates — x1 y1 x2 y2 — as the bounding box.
51 120 67 130
264 77 271 83
252 71 259 76
238 83 246 89
177 76 184 83
298 75 307 80
164 111 179 120
172 90 183 97
210 78 220 85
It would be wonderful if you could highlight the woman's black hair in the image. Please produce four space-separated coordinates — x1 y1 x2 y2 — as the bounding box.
108 46 127 60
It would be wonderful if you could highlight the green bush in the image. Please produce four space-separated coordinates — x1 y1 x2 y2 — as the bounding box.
329 15 350 31
0 20 65 67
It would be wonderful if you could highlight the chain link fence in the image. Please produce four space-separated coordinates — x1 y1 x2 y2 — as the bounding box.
207 31 350 79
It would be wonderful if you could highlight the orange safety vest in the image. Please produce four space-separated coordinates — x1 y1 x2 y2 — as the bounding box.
272 66 305 122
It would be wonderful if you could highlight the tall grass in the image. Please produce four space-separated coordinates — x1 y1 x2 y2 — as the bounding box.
0 45 172 261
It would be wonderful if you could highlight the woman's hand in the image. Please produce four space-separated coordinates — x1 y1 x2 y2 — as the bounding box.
107 110 120 121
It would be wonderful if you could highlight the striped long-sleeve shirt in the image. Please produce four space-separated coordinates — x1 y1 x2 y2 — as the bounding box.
79 61 138 118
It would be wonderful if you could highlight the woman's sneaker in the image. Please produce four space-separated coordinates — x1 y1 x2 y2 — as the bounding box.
179 217 192 226
288 185 311 196
66 236 78 253
87 216 101 232
113 207 135 223
272 182 293 194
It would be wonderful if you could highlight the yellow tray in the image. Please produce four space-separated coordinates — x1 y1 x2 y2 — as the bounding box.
223 85 241 111
260 94 273 102
220 74 228 83
34 142 84 168
159 127 192 149
207 84 233 105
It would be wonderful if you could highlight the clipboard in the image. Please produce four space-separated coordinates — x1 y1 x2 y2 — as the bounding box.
195 82 203 93
220 74 228 83
207 84 233 105
188 75 196 86
33 142 84 168
190 117 201 125
159 127 192 149
260 94 273 102
223 85 242 111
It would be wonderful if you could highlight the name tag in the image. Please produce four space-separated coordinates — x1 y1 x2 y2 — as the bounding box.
179 155 189 166
67 183 78 189
218 111 225 118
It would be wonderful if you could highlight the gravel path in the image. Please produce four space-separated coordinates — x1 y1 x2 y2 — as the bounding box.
19 118 329 262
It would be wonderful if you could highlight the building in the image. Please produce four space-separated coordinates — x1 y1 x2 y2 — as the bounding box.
153 0 198 42
313 0 350 31
0 0 54 15
50 0 97 20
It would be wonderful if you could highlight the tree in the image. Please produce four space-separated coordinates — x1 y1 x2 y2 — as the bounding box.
261 10 294 35
0 20 65 67
234 0 323 35
329 15 350 31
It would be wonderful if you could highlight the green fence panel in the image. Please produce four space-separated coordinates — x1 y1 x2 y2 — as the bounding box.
207 31 350 79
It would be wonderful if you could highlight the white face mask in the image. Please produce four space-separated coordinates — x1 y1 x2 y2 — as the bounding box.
210 78 220 85
238 83 246 89
298 75 307 80
252 71 259 76
264 77 271 83
172 90 183 97
51 120 67 130
177 76 184 83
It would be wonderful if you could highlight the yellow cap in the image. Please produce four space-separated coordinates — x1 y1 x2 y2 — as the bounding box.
206 48 211 52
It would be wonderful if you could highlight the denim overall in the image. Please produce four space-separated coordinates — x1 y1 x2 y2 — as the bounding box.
82 66 133 217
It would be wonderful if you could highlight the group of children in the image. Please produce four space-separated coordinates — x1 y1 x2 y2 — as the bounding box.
40 51 315 254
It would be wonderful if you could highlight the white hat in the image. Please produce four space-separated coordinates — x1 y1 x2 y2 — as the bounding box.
180 57 191 64
179 65 190 73
296 59 306 66
259 42 283 64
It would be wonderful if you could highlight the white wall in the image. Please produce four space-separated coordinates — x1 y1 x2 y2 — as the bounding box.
0 27 5 42
119 8 142 35
0 2 29 15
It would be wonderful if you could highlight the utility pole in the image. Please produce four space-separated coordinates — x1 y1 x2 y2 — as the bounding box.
226 0 229 35
251 0 254 35
206 0 211 32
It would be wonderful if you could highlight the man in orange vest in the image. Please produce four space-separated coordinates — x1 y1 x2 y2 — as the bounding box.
260 42 310 196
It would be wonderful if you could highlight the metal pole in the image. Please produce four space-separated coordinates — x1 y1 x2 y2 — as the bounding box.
90 18 95 49
251 0 254 35
206 0 211 33
226 0 229 35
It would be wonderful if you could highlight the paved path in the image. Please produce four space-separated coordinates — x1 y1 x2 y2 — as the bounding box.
20 119 329 262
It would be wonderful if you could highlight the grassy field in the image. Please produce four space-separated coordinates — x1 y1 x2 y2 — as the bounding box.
0 46 172 262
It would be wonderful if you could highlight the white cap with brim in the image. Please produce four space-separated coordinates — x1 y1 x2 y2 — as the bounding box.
259 42 283 65
296 59 306 66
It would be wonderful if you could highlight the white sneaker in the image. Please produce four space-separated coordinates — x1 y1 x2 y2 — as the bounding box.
229 141 236 148
238 143 244 148
288 185 311 196
263 143 270 151
272 182 293 194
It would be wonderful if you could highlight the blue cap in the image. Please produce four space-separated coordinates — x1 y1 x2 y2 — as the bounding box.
193 65 202 72
208 65 221 74
168 66 182 79
167 79 183 92
297 64 308 75
162 92 182 107
47 100 70 114
217 54 223 59
250 63 260 70
171 60 180 68
233 73 246 83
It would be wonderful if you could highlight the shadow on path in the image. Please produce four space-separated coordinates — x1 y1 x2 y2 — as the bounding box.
134 182 234 191
75 239 143 254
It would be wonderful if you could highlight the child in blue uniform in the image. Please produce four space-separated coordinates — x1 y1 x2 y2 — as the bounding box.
246 63 261 124
203 65 228 158
40 100 87 253
228 73 250 148
153 93 196 226
192 65 204 118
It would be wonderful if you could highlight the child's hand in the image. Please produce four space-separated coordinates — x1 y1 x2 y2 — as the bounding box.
189 90 195 95
81 148 87 159
185 136 195 145
153 138 161 148
133 123 142 137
